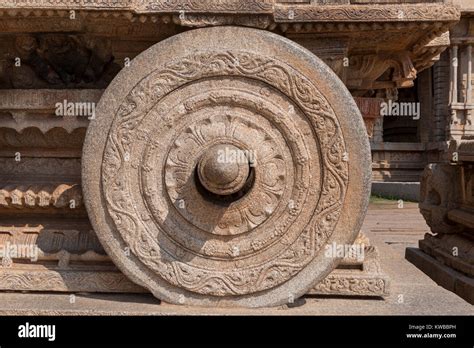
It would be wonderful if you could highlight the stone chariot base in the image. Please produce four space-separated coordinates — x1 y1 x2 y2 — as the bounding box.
0 233 390 302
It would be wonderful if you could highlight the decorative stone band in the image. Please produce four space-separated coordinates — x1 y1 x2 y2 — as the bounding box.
0 269 146 293
274 4 461 22
0 1 460 23
0 184 82 209
0 265 389 297
0 0 274 13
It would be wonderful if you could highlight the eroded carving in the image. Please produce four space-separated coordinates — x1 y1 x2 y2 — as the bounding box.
1 34 120 89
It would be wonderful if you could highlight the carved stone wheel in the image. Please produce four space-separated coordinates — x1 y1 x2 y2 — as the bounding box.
82 26 371 307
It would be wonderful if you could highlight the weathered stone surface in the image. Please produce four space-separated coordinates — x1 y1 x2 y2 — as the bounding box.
0 0 464 309
82 26 371 307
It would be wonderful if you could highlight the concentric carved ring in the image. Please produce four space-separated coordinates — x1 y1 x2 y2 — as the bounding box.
82 27 371 307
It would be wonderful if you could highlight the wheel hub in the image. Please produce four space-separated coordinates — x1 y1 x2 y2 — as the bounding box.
197 144 250 196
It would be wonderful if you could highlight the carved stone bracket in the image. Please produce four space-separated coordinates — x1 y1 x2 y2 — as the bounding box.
347 51 417 90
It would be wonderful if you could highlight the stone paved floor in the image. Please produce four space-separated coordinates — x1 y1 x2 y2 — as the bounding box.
0 201 472 315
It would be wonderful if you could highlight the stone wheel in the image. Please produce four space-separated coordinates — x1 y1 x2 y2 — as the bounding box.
82 26 371 307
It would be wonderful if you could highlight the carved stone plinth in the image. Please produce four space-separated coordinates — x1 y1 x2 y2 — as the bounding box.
0 268 146 294
0 233 389 299
309 233 390 297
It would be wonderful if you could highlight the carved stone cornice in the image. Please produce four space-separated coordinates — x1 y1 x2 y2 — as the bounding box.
0 0 131 10
413 31 451 72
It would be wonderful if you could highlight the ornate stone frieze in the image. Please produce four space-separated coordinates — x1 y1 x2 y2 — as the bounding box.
274 4 460 22
0 1 461 24
146 0 273 13
0 269 145 293
0 0 274 13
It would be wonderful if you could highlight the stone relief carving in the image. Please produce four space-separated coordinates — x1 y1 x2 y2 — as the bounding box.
147 0 273 12
101 50 348 296
80 26 372 307
0 270 144 293
0 35 120 89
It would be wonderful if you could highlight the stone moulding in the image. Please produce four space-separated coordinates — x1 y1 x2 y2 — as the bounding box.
0 0 274 13
0 90 98 134
0 89 102 111
146 0 274 13
309 271 389 297
0 184 83 210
